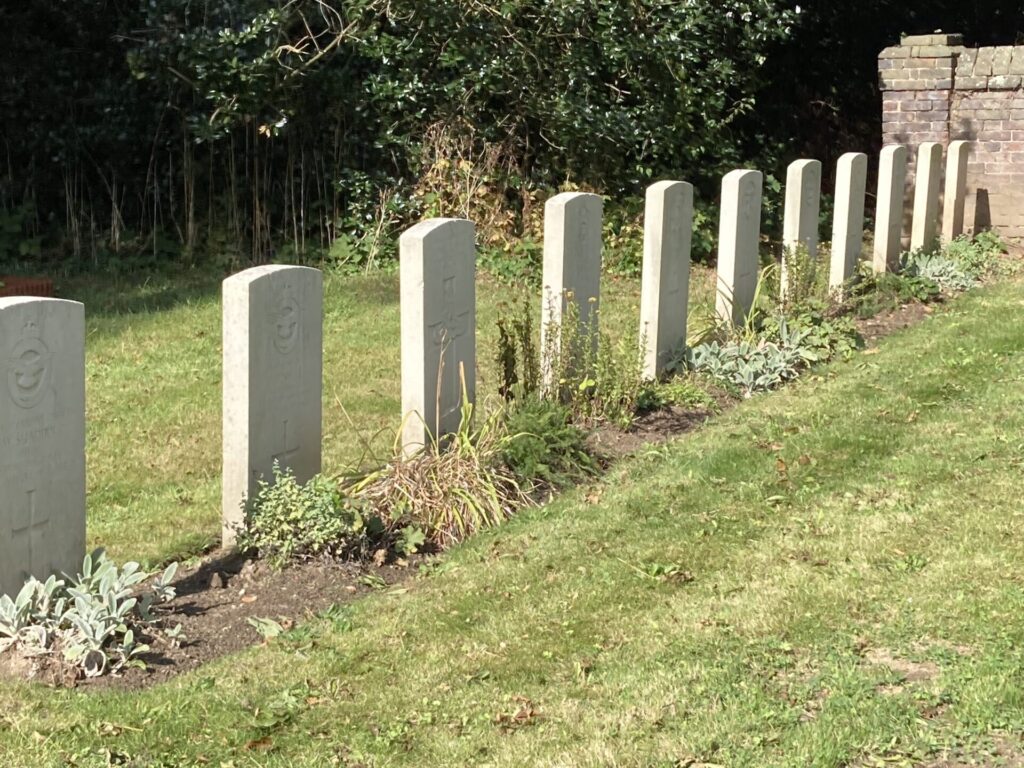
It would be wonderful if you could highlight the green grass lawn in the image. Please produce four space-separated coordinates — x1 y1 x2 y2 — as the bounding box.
2 275 1023 766
70 265 718 565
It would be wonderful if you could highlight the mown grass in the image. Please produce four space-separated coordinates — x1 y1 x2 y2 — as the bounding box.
71 265 718 565
1 275 1022 766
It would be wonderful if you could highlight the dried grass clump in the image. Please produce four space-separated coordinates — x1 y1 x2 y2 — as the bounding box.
344 400 532 551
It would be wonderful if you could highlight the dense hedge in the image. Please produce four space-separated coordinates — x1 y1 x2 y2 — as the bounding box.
0 1 1019 269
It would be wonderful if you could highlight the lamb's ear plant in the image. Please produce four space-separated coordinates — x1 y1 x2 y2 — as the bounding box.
0 550 179 679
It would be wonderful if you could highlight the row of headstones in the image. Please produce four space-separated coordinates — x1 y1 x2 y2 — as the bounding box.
0 141 969 597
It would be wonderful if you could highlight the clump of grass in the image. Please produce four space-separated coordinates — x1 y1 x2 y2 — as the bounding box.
344 399 531 550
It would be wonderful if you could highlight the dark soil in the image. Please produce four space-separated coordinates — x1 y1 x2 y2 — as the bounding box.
0 550 422 691
855 300 936 347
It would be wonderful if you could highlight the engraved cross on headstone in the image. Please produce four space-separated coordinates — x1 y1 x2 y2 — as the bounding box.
429 273 471 420
11 489 47 575
272 419 300 468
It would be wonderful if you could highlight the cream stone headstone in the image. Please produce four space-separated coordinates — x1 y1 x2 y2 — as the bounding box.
941 140 970 242
0 297 85 598
829 152 868 291
222 265 323 546
910 142 943 252
639 181 693 379
781 159 822 295
400 218 476 456
873 145 908 274
715 169 763 326
540 192 602 388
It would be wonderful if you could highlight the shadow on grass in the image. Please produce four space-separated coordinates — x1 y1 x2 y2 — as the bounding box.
56 267 225 318
53 264 403 319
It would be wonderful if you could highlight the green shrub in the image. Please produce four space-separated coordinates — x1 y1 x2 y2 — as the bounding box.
238 464 374 567
544 297 650 428
501 397 598 491
0 551 179 679
942 232 1004 278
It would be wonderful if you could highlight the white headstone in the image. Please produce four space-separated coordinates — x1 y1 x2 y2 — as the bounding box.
540 192 602 388
941 140 970 242
222 266 323 546
828 152 868 291
781 159 822 295
639 181 693 379
910 142 943 252
0 297 85 597
715 170 763 326
872 145 908 274
400 218 476 456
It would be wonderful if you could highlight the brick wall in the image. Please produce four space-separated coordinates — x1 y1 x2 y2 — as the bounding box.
879 33 1024 238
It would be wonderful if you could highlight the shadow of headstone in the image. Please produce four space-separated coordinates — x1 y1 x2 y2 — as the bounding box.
974 188 991 232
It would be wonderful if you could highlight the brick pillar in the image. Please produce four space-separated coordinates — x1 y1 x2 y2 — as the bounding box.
879 34 963 243
879 34 962 164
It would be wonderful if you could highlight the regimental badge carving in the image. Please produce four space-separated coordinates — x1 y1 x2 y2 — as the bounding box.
740 178 757 229
273 286 300 354
8 316 50 409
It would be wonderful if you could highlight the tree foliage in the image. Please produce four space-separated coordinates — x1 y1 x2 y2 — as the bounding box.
0 1 1020 269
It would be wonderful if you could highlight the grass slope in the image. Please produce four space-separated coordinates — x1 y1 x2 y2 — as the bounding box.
1 279 1023 766
73 267 716 565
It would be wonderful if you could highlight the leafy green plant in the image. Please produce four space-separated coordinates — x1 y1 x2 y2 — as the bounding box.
500 396 598 491
636 376 720 413
901 250 976 293
686 339 804 397
0 551 179 679
542 296 650 427
238 464 375 568
761 308 862 363
496 298 541 401
844 269 940 316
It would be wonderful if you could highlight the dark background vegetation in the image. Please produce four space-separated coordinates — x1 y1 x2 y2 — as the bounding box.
1 0 1022 273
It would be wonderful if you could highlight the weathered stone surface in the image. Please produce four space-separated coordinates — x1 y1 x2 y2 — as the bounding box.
941 140 971 241
1009 49 1024 76
910 142 944 251
715 170 762 326
399 218 476 456
222 265 323 545
901 34 963 46
0 297 85 597
782 159 821 295
873 145 909 274
989 75 1023 90
955 76 990 90
992 46 1014 75
639 181 692 379
541 192 602 388
910 45 957 58
829 152 868 291
973 48 995 77
880 46 911 60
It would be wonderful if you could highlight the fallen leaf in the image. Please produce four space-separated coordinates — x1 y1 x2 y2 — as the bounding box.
245 736 274 751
